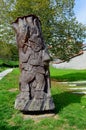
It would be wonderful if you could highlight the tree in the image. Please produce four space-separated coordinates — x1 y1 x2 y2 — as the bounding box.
0 0 14 44
0 41 11 59
10 0 54 45
49 0 86 61
50 18 86 61
0 0 18 60
9 44 18 60
0 0 86 61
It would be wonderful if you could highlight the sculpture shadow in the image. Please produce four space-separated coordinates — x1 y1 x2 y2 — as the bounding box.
21 109 55 115
52 91 83 114
0 93 82 130
22 91 83 115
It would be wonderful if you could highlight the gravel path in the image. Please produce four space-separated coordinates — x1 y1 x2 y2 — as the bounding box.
0 68 13 80
0 68 86 95
59 81 86 95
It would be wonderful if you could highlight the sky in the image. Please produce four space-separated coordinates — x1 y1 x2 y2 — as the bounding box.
74 0 86 25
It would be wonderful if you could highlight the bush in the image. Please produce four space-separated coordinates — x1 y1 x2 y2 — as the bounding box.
0 59 19 68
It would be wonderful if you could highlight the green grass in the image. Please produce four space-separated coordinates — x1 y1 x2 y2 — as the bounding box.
0 59 3 65
0 59 19 67
0 67 7 72
50 66 86 82
0 68 86 130
4 60 19 67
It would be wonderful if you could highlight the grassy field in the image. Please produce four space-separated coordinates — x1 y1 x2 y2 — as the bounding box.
0 59 19 68
0 68 86 130
0 59 19 72
0 67 7 72
50 66 86 82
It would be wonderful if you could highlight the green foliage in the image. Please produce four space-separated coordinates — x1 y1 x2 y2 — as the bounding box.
51 19 85 61
0 42 11 59
50 0 86 61
10 0 54 44
0 68 86 130
0 41 18 61
0 0 86 61
9 44 18 61
0 0 14 44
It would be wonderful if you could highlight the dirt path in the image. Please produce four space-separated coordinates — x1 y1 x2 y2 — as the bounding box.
0 68 13 80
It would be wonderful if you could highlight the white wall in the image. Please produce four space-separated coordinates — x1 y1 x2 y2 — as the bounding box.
52 51 86 69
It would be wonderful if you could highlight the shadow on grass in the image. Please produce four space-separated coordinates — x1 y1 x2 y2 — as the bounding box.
0 63 18 68
51 72 86 82
53 91 83 114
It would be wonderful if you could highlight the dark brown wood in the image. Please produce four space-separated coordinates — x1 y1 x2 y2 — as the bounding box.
12 14 55 112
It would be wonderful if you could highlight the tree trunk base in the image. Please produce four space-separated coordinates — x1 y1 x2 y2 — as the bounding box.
15 92 55 111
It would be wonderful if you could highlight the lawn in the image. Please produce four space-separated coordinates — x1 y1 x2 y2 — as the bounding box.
0 59 19 68
50 66 86 81
0 59 19 73
0 68 86 130
0 67 7 72
0 60 6 72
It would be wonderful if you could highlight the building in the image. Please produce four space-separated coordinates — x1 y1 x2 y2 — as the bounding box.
52 44 86 70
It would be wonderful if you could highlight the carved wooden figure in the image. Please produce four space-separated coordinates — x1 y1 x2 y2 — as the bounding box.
12 15 55 112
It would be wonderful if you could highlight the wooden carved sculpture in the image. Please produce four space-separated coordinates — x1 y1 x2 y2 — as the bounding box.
12 15 55 112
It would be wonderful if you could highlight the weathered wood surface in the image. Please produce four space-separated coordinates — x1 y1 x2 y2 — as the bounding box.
12 15 55 112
